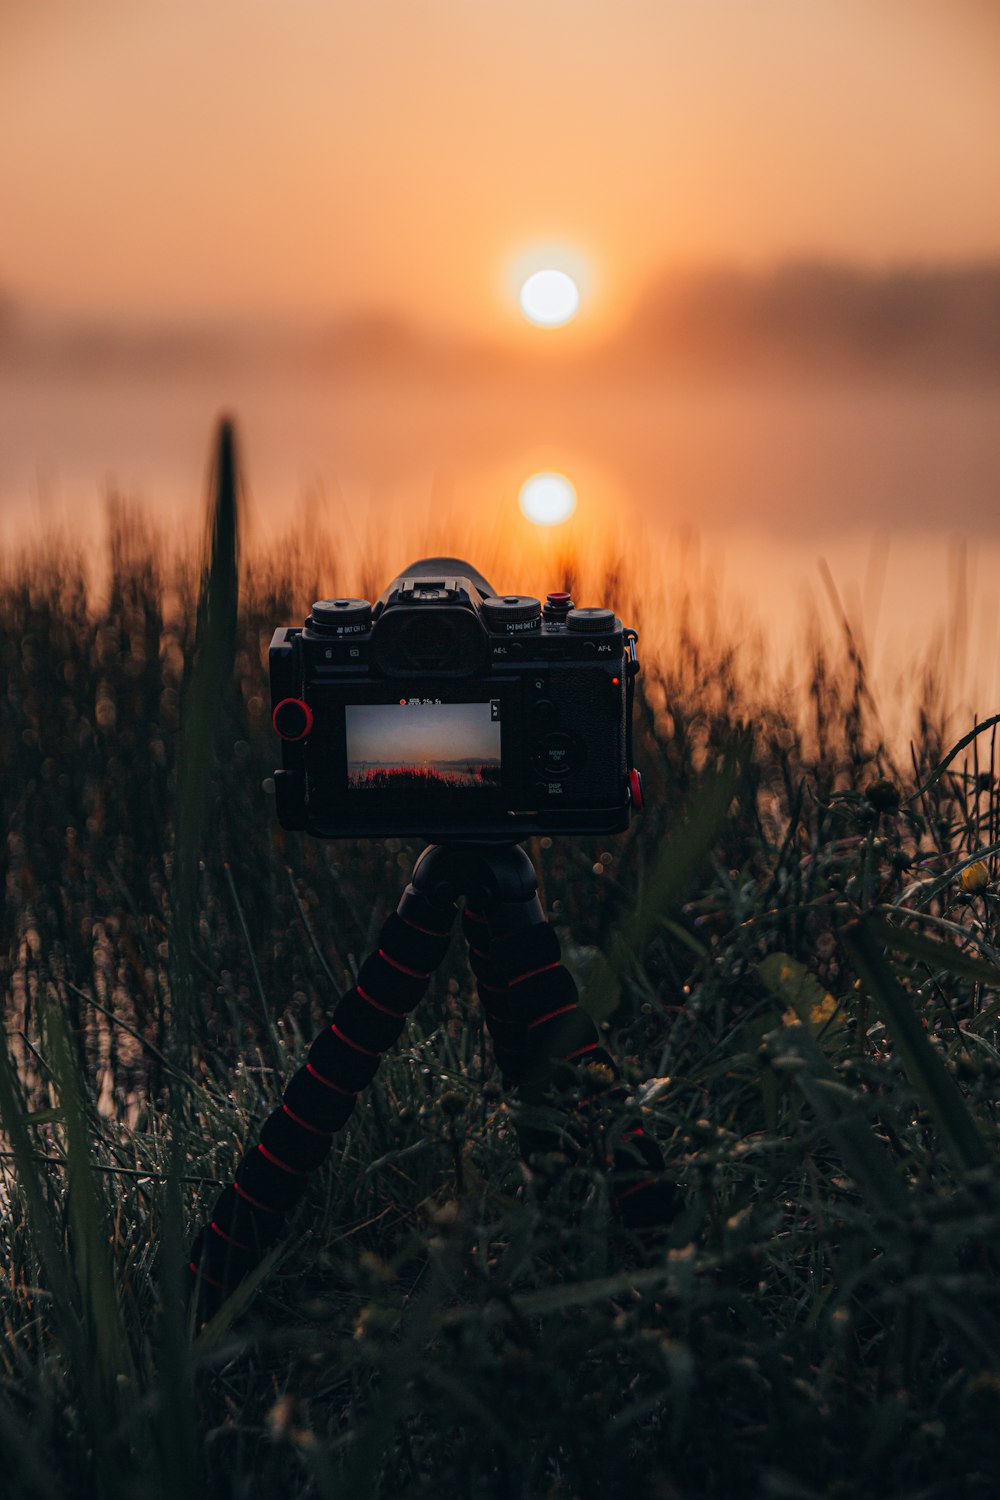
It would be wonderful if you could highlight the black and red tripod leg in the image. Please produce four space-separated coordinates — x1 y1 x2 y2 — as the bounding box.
186 878 458 1321
187 841 675 1323
455 848 677 1233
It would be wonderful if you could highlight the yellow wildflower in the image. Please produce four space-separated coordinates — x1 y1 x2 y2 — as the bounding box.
967 1372 1000 1397
809 993 839 1028
960 860 990 894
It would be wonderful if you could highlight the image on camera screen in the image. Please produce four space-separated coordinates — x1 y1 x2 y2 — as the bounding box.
346 700 502 801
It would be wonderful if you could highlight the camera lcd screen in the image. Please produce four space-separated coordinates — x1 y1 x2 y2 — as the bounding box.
345 699 502 803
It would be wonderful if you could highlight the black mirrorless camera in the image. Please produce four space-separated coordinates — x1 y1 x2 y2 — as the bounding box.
268 557 643 841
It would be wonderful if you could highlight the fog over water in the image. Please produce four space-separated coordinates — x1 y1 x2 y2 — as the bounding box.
2 355 999 739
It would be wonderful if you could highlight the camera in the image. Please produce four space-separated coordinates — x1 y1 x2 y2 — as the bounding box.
268 557 643 841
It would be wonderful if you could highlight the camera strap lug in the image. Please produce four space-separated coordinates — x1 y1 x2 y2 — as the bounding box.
624 627 640 676
624 628 640 782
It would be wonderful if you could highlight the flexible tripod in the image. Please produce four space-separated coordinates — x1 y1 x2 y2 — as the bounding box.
187 843 674 1320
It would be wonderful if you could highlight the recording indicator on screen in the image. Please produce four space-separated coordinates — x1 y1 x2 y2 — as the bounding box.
346 700 502 795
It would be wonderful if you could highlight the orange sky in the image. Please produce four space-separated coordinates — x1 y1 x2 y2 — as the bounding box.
3 0 999 338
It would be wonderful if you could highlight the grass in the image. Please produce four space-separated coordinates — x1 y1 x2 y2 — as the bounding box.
2 423 1000 1497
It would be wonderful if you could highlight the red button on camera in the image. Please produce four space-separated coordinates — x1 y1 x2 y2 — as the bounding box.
628 768 644 811
272 698 313 742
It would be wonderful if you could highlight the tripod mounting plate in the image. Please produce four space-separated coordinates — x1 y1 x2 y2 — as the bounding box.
410 841 542 919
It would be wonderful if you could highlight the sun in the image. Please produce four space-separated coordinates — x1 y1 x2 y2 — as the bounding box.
519 269 580 328
519 472 577 526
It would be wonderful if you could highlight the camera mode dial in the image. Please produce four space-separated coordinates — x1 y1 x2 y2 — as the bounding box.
481 595 541 632
566 607 616 633
310 598 372 634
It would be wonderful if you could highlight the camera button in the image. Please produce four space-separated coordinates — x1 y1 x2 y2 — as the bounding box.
530 698 557 727
272 698 313 742
535 732 580 777
579 640 598 657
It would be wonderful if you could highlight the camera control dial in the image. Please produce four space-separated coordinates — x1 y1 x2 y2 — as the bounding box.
566 607 616 633
310 599 372 634
481 595 541 632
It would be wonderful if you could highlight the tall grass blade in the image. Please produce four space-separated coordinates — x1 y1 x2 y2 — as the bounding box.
842 918 992 1173
64 979 230 1122
191 1237 287 1352
585 734 747 1016
767 1024 910 1217
170 416 241 1067
0 1003 129 1496
864 915 1000 990
906 710 1000 804
146 1158 200 1500
223 861 283 1075
904 839 1000 912
0 1024 83 1347
42 993 136 1399
793 1071 909 1216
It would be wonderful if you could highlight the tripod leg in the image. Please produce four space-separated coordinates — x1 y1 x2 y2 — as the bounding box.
186 882 457 1320
187 841 675 1323
462 904 611 1087
463 896 677 1235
